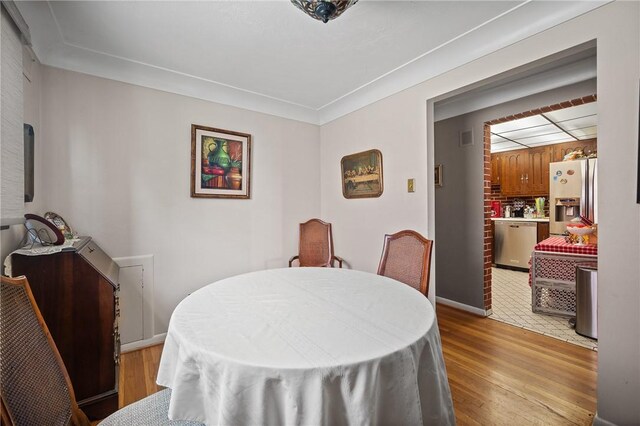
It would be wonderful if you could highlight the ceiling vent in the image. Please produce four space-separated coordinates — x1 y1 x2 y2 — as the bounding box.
459 130 474 147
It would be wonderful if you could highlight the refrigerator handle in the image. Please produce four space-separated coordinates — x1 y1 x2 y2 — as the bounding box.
581 160 588 220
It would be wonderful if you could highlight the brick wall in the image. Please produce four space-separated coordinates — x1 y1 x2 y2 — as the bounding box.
485 95 597 125
483 124 492 311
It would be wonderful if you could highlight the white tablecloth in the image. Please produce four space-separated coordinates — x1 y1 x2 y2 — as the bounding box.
157 268 455 425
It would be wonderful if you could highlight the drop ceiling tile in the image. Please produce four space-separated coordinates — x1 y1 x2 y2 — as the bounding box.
491 134 509 143
490 141 513 151
558 115 598 128
558 116 598 133
577 134 597 140
490 115 549 134
487 102 598 152
513 132 572 145
491 142 523 152
526 140 569 148
544 102 597 122
570 126 598 139
496 123 557 140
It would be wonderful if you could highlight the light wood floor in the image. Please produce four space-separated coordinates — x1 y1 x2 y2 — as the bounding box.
118 304 597 425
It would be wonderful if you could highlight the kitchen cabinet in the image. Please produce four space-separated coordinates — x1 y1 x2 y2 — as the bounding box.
552 139 597 162
537 222 550 242
528 146 553 195
499 147 552 196
500 150 528 195
491 153 503 185
490 140 594 196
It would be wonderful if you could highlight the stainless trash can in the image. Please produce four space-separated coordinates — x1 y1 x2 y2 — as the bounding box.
575 262 598 339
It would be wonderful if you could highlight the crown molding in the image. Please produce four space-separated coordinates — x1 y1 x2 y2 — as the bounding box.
20 1 610 126
41 41 320 124
317 1 609 125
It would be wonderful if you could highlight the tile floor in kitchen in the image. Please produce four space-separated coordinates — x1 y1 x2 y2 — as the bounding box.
490 267 597 350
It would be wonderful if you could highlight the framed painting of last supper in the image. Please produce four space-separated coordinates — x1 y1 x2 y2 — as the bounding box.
341 149 383 199
191 124 252 199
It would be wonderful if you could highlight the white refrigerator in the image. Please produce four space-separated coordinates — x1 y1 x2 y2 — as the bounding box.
549 159 597 235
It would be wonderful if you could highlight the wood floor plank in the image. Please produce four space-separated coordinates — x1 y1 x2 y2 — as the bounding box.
436 304 596 425
142 344 163 395
440 334 596 404
116 304 597 425
119 348 149 409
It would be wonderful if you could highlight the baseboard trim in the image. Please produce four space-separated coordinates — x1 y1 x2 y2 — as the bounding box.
436 296 491 317
593 413 617 426
121 333 166 353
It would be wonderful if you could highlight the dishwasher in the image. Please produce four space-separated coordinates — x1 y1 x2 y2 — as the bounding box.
494 221 538 270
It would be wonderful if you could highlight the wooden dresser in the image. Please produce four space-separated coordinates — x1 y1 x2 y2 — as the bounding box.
10 237 120 420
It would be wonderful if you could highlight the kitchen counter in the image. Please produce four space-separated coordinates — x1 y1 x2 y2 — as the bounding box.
491 217 549 222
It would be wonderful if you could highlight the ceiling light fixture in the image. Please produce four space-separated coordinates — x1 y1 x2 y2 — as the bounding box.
290 0 359 23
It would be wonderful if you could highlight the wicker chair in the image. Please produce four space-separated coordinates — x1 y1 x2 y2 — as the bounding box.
377 230 433 295
0 275 201 426
0 275 90 426
289 219 344 267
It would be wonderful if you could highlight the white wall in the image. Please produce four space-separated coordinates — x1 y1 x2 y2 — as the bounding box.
320 90 429 275
319 2 639 424
37 66 321 333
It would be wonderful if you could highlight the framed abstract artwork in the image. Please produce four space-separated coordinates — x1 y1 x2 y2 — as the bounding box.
191 124 252 199
340 149 383 199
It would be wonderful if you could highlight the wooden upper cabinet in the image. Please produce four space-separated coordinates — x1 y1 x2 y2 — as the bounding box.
552 139 597 162
528 146 553 195
500 150 528 196
491 153 502 185
491 139 596 196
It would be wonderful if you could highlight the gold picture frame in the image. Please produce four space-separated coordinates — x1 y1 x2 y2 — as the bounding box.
340 149 383 199
191 124 252 199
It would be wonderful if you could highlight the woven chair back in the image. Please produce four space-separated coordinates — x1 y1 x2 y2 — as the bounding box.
377 230 433 295
0 276 85 426
298 219 335 267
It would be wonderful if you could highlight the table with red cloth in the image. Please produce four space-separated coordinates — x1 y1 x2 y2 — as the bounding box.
530 236 597 317
534 236 598 256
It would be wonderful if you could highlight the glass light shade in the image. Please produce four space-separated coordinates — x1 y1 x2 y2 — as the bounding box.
290 0 359 23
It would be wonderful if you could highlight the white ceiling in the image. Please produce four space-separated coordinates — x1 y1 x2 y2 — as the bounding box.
17 1 609 124
490 102 597 152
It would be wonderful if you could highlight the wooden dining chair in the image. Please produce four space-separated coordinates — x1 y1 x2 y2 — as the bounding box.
0 275 90 426
289 218 344 268
0 275 201 426
377 230 433 295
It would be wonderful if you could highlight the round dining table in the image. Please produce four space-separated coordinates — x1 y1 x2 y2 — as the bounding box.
156 267 455 425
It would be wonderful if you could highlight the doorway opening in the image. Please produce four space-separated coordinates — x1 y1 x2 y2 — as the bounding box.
433 41 599 350
484 96 598 350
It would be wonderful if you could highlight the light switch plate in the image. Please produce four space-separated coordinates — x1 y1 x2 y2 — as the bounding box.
407 178 415 193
